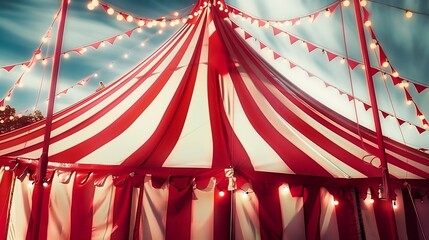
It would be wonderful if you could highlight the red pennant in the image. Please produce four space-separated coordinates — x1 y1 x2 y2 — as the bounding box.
306 42 317 52
379 47 387 66
397 118 406 126
0 98 4 107
347 59 359 70
369 67 379 76
381 111 389 118
106 36 117 45
313 12 320 21
288 34 299 44
347 94 354 101
329 2 339 15
2 65 15 72
90 41 101 49
58 88 69 95
291 18 300 25
363 102 371 111
363 7 371 22
125 29 134 37
369 27 377 40
289 62 296 69
258 20 265 27
391 76 402 86
326 51 337 61
101 3 109 12
259 42 267 49
324 82 331 88
416 107 424 118
416 126 426 134
244 31 252 40
231 21 239 29
306 71 314 78
338 89 345 95
121 13 129 20
272 26 282 36
273 51 282 60
404 89 412 102
249 17 255 24
413 83 426 93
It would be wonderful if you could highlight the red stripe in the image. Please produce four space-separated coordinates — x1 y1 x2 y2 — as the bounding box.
303 187 321 240
111 180 133 239
0 170 13 239
26 184 52 240
132 186 144 240
165 178 192 240
334 191 360 239
253 183 283 240
372 198 398 240
70 175 96 240
214 188 232 240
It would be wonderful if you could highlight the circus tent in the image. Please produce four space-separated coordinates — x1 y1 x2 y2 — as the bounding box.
1 0 429 239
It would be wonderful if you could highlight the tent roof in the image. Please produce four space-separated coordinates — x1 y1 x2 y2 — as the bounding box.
0 0 428 180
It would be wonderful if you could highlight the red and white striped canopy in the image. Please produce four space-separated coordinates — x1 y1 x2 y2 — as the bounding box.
0 0 428 180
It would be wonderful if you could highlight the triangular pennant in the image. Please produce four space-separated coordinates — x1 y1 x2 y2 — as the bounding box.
381 111 389 119
329 2 339 15
90 41 102 49
363 7 371 22
101 4 109 12
306 42 317 52
324 82 331 88
231 21 239 29
244 31 252 40
121 13 129 20
0 98 4 107
125 29 134 37
313 11 320 21
416 126 426 134
369 67 379 76
347 94 354 101
273 51 282 60
338 89 345 95
2 65 15 72
416 107 424 118
391 76 402 86
404 88 412 102
326 51 337 61
363 102 371 111
397 118 406 126
369 27 377 40
258 20 265 27
413 83 427 93
306 71 314 78
288 34 299 45
289 62 296 69
272 26 283 36
291 18 300 25
379 47 387 66
58 88 69 95
249 17 255 24
106 36 117 45
259 42 267 49
347 59 359 70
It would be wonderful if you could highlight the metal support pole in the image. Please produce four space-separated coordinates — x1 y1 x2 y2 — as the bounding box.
352 0 397 239
32 0 68 238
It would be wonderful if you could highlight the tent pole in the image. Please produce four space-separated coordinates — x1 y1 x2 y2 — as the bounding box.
32 0 69 238
352 0 397 239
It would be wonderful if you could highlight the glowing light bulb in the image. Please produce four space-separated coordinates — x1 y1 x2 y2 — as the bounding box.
35 53 42 60
219 190 225 197
160 21 166 28
140 42 145 47
9 116 14 120
116 14 124 21
325 9 331 17
100 42 106 47
138 20 145 26
392 71 399 78
281 185 289 194
308 15 314 23
94 73 98 77
87 3 95 10
382 61 389 68
43 182 48 187
147 21 153 28
242 191 249 199
0 120 3 123
5 96 11 101
340 58 346 64
419 114 425 120
4 166 10 171
369 198 374 204
92 0 99 7
126 15 133 22
123 53 128 59
370 42 377 49
158 29 163 34
364 20 371 27
406 99 413 105
343 0 350 7
118 35 123 40
360 0 367 7
333 200 339 206
107 8 114 15
0 106 5 111
361 65 366 70
392 200 397 209
137 27 142 33
109 63 113 68
182 18 187 23
424 123 428 129
174 12 179 17
42 59 47 65
405 10 413 19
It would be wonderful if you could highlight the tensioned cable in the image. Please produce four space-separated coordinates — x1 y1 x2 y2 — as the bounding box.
368 0 429 17
339 3 371 155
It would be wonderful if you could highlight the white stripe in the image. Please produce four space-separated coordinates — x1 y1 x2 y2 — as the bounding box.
91 176 114 239
234 185 261 240
7 176 33 240
142 176 168 240
278 184 306 239
393 189 408 240
360 189 380 240
319 188 340 240
191 186 215 240
47 172 73 239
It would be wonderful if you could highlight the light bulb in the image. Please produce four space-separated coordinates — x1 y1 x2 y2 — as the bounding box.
116 14 124 21
174 12 179 17
419 114 425 120
370 42 377 49
424 123 428 129
140 42 145 47
43 182 48 187
138 20 145 26
369 198 374 204
219 190 225 197
100 42 106 47
405 11 413 19
87 3 95 10
242 191 249 199
340 58 346 64
360 0 367 7
325 9 331 17
147 22 153 28
118 35 123 40
333 200 339 206
42 59 47 65
392 200 397 209
364 20 371 27
123 53 128 58
0 106 5 111
4 166 10 171
160 21 166 28
392 71 399 77
35 53 42 60
9 116 14 120
137 27 142 33
308 15 314 23
126 15 133 22
382 61 389 68
107 8 114 15
158 29 163 34
406 99 413 105
343 0 350 7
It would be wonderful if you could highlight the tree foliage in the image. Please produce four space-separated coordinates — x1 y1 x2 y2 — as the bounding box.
0 105 44 134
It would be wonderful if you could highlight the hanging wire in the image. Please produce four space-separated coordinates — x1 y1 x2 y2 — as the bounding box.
368 0 429 17
339 2 372 155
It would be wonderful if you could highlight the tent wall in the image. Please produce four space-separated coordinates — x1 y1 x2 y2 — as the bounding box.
1 166 428 240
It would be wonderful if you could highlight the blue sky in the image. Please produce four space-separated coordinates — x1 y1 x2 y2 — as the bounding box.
0 0 428 148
